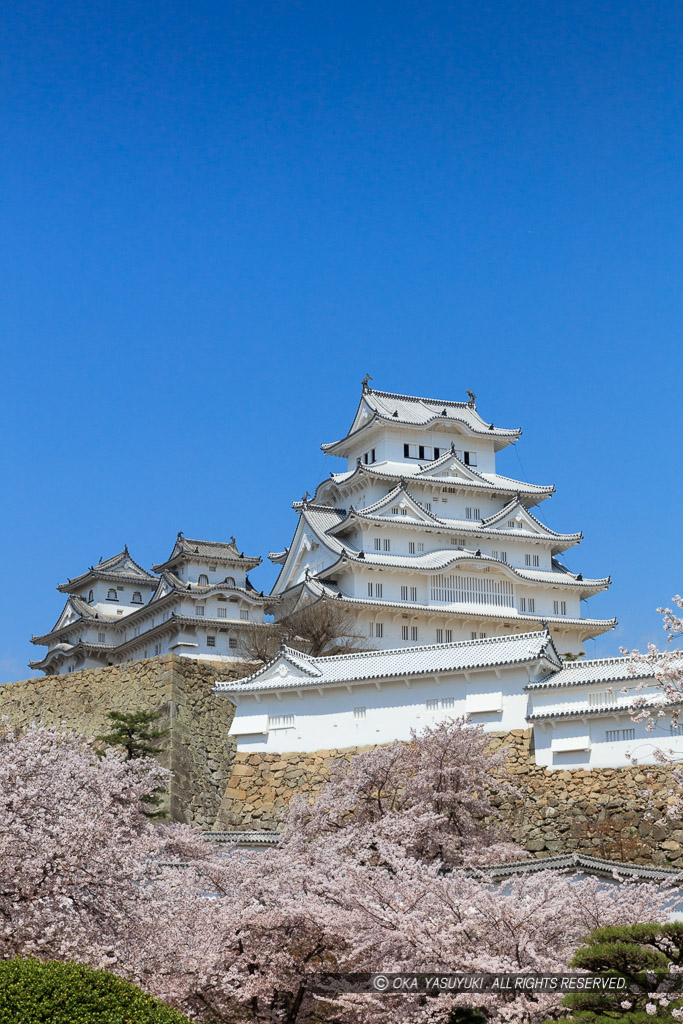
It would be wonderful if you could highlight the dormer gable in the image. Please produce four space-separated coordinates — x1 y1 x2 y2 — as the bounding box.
52 597 86 632
217 644 324 694
149 575 177 603
329 485 440 535
415 448 488 484
482 498 579 540
57 547 157 593
347 396 377 436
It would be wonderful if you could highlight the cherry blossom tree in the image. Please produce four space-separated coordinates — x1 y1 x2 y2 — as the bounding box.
623 596 683 817
282 717 525 866
0 720 674 1024
624 596 683 727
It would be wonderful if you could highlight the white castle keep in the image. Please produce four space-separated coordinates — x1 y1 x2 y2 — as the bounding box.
32 381 676 769
268 380 614 655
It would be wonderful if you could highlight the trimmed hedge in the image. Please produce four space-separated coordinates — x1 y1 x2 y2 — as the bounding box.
0 957 192 1024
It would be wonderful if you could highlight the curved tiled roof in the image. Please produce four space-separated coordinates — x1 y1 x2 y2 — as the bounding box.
326 460 554 499
317 547 609 593
526 697 669 721
479 852 683 882
482 497 582 541
215 629 561 694
153 534 261 572
205 831 279 847
321 388 521 455
325 485 581 551
278 577 617 636
526 656 656 690
58 549 157 593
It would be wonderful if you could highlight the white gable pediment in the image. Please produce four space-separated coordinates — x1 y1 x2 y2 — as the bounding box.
419 454 482 483
97 549 154 579
484 501 547 536
117 555 152 577
52 598 83 633
348 397 376 435
150 577 174 602
359 488 437 524
250 652 323 688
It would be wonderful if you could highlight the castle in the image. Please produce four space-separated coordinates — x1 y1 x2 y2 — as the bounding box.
269 379 613 654
31 381 676 770
30 537 270 674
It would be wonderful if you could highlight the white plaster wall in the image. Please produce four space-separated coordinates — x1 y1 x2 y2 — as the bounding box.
533 712 683 769
175 559 248 587
229 668 530 752
348 432 497 474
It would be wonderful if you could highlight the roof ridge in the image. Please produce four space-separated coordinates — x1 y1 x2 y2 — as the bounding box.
310 628 550 664
563 655 636 667
369 388 470 408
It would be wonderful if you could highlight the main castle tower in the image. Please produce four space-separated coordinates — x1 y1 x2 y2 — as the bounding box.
268 380 614 655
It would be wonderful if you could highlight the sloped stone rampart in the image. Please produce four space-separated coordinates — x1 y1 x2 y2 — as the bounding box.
0 656 250 827
215 730 683 866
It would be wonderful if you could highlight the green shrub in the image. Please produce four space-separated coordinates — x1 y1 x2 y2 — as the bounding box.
0 957 192 1024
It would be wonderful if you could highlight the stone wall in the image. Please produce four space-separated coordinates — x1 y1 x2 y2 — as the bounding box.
0 656 249 828
216 730 683 867
4 661 683 865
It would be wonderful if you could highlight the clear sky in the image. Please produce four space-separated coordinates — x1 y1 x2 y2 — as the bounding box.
1 0 682 682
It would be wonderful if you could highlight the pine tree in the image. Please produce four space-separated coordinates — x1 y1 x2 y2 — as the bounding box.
551 922 683 1021
97 710 169 817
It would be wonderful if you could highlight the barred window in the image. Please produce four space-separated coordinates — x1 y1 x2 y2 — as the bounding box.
430 573 514 607
269 715 294 729
588 690 617 707
605 728 635 742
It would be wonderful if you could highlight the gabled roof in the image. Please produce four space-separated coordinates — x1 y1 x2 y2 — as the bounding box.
31 595 123 644
140 571 268 610
326 483 442 534
153 533 261 572
57 548 157 593
29 639 112 671
214 629 561 695
321 387 521 456
324 459 554 502
324 485 580 553
482 497 582 542
525 656 656 691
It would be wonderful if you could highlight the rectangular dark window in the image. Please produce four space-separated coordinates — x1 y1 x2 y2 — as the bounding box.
404 443 410 457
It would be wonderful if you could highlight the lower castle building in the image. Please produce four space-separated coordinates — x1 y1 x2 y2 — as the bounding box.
215 630 675 770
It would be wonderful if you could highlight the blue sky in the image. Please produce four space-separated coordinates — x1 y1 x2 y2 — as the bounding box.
1 0 682 682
